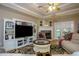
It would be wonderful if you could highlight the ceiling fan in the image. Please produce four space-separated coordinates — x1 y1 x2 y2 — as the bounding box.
38 3 60 12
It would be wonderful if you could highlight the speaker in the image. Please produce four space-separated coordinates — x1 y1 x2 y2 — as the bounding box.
49 21 52 26
40 21 43 26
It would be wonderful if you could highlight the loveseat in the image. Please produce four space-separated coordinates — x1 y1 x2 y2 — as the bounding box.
61 33 79 53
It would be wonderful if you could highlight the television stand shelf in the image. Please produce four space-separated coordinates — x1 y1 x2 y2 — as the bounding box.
0 18 37 51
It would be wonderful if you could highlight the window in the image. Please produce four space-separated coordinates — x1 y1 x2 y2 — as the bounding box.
54 21 74 39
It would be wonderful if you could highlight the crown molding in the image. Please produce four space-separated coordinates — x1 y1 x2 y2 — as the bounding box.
1 3 43 18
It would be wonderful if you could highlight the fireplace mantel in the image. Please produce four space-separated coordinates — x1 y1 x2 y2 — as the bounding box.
39 26 52 31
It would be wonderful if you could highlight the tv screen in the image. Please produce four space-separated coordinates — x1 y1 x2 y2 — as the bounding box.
15 24 33 38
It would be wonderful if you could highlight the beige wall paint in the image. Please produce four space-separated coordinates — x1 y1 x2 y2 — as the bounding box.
0 5 39 22
0 5 41 46
53 13 79 33
35 14 79 39
0 5 44 33
73 17 79 33
0 4 79 36
43 14 79 39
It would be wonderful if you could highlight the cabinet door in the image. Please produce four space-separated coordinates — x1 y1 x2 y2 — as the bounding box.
4 19 15 51
4 40 16 51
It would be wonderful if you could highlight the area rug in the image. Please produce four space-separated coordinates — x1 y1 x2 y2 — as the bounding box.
7 44 69 55
51 47 69 55
7 44 35 54
50 40 69 55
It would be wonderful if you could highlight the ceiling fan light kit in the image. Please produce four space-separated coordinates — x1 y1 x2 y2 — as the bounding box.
48 3 60 12
53 6 60 11
48 6 53 12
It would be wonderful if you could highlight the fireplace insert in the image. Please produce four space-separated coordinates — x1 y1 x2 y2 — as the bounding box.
41 30 51 39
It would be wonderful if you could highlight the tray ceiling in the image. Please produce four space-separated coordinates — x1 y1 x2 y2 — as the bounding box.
1 3 79 19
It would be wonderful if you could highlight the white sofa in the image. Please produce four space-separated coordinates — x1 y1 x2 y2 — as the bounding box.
62 33 79 53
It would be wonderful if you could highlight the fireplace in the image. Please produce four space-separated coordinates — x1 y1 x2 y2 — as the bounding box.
39 26 53 40
41 30 51 39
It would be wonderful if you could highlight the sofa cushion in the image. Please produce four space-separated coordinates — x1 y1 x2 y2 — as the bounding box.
62 40 79 53
71 33 79 44
72 33 79 40
71 39 79 44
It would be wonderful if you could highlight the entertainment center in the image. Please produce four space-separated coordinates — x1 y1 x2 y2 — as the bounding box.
0 18 37 51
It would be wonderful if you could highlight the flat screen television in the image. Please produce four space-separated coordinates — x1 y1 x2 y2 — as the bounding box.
15 24 33 38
